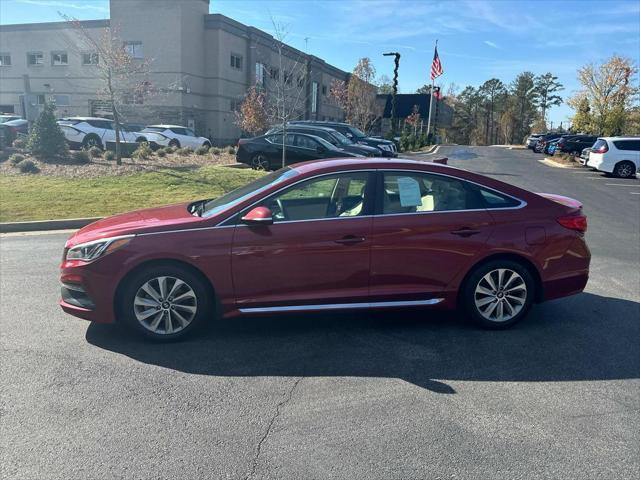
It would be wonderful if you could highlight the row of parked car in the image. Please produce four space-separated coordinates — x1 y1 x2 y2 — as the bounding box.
236 121 398 170
526 132 639 178
0 114 212 151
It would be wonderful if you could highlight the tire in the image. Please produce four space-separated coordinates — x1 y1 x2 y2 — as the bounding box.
203 141 211 148
613 161 636 179
168 139 180 148
119 264 214 341
82 134 102 150
461 259 535 329
250 153 270 171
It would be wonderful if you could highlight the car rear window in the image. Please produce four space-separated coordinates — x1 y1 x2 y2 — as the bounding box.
613 140 640 151
592 139 608 151
477 188 521 208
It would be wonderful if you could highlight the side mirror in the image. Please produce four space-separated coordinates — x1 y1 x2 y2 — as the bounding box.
241 206 273 225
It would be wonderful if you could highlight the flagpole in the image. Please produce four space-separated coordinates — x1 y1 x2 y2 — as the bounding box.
426 40 437 143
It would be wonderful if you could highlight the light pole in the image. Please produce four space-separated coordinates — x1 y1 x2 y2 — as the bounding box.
383 52 400 135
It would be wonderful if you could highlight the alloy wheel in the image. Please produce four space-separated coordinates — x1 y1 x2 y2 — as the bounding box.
133 276 197 335
473 268 527 323
251 154 269 170
616 163 634 178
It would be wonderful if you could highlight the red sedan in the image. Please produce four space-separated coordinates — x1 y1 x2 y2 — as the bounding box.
60 158 590 340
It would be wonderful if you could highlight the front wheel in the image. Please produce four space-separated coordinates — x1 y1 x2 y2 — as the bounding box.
461 260 535 329
83 134 103 150
119 265 213 341
168 139 180 148
613 161 636 178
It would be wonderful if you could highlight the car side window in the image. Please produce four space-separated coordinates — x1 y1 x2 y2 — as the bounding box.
171 128 186 135
295 135 318 150
255 172 371 222
613 140 640 151
477 188 520 208
381 172 483 214
266 134 282 144
185 129 196 137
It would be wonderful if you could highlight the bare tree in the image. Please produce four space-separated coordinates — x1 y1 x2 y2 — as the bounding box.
64 16 154 164
263 18 310 168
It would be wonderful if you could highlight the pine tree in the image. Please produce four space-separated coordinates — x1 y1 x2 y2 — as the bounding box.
26 101 68 158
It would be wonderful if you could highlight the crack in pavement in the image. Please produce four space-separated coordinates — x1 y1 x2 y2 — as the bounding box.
244 376 304 480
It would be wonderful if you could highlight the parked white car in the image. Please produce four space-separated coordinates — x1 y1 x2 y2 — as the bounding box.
57 117 140 149
142 125 211 148
586 137 639 178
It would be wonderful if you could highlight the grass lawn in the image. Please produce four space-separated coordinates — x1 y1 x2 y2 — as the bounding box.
0 166 265 222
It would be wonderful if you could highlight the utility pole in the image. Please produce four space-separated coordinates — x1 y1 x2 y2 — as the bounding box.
383 52 400 135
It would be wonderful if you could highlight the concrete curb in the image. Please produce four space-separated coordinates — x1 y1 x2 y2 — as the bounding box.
540 157 581 169
0 217 101 233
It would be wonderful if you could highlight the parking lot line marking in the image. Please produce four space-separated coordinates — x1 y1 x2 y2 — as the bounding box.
631 192 640 195
605 183 640 187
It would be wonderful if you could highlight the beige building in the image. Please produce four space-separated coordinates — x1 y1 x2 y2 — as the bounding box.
0 0 348 144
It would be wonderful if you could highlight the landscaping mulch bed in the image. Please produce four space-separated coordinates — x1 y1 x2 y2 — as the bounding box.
0 148 237 178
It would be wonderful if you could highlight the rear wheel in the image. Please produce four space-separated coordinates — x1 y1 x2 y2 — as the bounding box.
250 153 270 171
613 161 636 178
461 260 535 329
119 264 213 341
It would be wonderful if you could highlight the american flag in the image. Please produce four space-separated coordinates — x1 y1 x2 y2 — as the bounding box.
430 45 443 80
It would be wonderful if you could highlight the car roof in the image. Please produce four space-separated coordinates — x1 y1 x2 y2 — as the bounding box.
3 119 28 125
598 136 640 140
290 157 454 175
61 117 112 121
284 125 340 133
146 125 189 129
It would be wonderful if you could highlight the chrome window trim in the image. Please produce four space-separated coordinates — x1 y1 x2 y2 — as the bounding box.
137 167 527 236
238 298 444 313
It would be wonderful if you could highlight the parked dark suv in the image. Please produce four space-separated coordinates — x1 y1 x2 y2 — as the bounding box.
534 133 564 153
554 135 598 155
267 124 381 157
289 120 398 157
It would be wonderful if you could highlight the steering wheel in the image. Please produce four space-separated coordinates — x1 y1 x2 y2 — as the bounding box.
268 198 287 221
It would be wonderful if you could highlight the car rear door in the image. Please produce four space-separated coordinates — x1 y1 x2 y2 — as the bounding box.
369 170 494 302
231 171 374 310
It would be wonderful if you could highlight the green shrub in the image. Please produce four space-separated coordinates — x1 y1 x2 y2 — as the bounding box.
156 149 167 157
70 150 91 164
88 146 103 158
9 153 25 165
26 102 68 158
195 145 210 155
164 146 176 154
176 147 193 156
226 146 236 155
12 138 26 149
132 142 153 160
104 150 116 161
210 146 221 155
17 159 39 173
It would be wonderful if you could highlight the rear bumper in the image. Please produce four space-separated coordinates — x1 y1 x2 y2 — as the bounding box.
542 270 589 302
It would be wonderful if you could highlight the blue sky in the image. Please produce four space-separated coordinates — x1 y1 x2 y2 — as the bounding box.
2 0 639 126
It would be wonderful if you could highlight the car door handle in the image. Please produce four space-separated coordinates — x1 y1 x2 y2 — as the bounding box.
334 235 366 245
450 228 481 237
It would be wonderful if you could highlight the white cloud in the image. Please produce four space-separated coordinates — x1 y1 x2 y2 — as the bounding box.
484 40 499 49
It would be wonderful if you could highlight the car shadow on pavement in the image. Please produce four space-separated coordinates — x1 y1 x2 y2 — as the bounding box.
86 292 639 394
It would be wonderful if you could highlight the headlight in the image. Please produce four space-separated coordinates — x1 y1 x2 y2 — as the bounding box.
66 235 134 262
378 144 391 151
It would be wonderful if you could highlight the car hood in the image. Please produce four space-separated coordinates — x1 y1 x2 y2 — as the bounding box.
66 202 209 247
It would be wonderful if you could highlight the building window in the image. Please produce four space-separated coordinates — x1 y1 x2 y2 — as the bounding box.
51 51 68 66
230 98 242 112
82 52 99 65
27 52 44 66
311 81 318 113
0 53 11 67
53 95 70 106
269 67 279 81
322 84 327 95
124 42 144 59
255 62 265 85
230 53 242 70
36 94 46 105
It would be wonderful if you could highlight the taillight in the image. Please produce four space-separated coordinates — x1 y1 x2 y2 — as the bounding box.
557 215 587 233
594 142 608 153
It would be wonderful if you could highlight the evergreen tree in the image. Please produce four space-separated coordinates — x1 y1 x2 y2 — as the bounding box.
26 101 68 158
534 73 563 122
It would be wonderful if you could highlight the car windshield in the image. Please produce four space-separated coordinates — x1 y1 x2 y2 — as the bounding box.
347 126 367 139
329 130 353 145
0 115 18 123
201 168 300 218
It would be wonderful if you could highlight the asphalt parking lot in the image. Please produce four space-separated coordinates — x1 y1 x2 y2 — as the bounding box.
1 146 638 479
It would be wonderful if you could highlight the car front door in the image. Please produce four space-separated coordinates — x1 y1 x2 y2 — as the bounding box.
231 171 374 310
369 170 494 302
